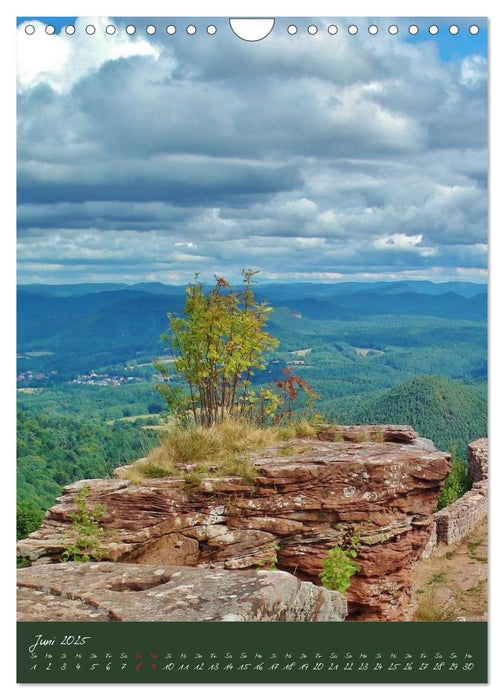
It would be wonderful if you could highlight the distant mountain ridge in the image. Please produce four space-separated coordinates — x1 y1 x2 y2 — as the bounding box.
19 282 190 297
18 282 487 348
17 281 487 337
17 281 487 380
19 279 487 299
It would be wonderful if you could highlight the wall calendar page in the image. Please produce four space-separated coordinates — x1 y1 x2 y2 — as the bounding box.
15 14 488 685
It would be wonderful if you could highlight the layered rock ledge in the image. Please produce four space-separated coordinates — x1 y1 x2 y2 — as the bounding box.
17 425 451 620
17 561 347 622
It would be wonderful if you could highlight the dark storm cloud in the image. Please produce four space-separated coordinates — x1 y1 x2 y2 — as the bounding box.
16 17 487 283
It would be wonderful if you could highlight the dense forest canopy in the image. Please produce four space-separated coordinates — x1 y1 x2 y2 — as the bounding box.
17 411 159 538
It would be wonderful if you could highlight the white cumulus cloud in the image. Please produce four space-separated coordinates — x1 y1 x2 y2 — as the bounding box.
17 17 160 94
373 233 438 257
460 55 487 89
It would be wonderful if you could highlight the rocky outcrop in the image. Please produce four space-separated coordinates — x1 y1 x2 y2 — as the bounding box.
468 437 488 486
17 561 347 622
17 425 451 621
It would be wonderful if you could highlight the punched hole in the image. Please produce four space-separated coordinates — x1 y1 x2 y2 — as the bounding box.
207 25 217 35
409 25 419 35
106 25 116 35
287 25 298 35
368 25 378 35
469 25 479 35
146 25 156 35
307 25 318 35
328 25 338 35
166 25 176 35
25 24 35 35
65 25 76 35
126 25 136 35
85 25 96 35
229 18 275 42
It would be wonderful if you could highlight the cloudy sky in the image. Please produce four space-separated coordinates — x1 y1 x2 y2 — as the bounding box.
16 16 488 285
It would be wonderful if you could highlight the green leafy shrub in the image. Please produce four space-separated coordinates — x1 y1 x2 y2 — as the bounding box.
256 544 280 571
319 545 360 593
60 486 112 562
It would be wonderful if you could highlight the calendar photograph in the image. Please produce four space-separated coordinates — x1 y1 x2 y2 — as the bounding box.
16 16 488 683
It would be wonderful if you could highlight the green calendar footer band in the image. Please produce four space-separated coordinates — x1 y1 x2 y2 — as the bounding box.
17 621 487 683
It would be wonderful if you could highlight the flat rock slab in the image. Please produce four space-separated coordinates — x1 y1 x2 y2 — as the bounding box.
17 562 347 622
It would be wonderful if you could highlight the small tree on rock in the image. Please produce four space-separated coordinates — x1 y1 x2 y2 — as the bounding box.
155 270 279 427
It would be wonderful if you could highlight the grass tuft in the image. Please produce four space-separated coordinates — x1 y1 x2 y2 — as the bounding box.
413 591 458 622
123 419 322 485
290 419 317 438
467 580 486 596
275 419 316 441
124 419 278 483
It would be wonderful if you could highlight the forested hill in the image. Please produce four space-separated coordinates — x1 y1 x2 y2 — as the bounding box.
350 375 487 454
17 411 160 537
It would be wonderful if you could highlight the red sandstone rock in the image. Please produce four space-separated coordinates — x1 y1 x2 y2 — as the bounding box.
17 429 451 621
316 424 418 444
